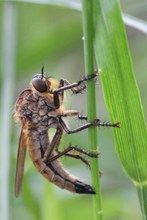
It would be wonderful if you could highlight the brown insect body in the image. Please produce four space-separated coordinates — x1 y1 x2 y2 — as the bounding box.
15 69 120 197
15 74 90 197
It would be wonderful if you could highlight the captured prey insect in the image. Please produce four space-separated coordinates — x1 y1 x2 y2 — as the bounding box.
14 67 120 197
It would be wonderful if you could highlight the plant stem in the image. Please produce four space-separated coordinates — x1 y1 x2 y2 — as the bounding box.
135 183 147 220
82 1 103 220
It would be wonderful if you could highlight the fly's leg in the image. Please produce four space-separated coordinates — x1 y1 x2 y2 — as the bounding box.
56 69 98 94
53 69 98 108
53 78 65 108
59 110 87 119
46 145 99 164
59 117 120 134
63 153 90 167
56 149 90 167
77 115 120 128
41 123 92 165
59 111 120 128
41 120 99 168
53 70 98 108
43 126 63 162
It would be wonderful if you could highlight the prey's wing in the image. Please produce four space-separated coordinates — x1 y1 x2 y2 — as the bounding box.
15 125 27 197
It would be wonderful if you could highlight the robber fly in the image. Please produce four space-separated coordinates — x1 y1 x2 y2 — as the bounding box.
14 67 120 197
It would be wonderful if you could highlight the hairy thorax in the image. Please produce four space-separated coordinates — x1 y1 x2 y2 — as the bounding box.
14 88 64 134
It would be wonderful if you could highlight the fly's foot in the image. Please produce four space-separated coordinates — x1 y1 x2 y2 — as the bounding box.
111 122 120 128
93 119 120 128
85 150 100 158
76 114 120 128
83 68 98 82
75 69 98 92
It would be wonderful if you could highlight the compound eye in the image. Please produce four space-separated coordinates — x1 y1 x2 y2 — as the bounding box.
32 78 47 93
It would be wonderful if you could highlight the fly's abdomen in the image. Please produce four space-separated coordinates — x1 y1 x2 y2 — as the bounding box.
27 132 58 182
27 132 95 194
46 159 95 194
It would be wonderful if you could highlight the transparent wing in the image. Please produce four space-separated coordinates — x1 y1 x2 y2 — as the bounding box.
15 125 27 197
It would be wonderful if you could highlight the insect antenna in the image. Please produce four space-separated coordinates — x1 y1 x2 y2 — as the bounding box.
41 65 44 79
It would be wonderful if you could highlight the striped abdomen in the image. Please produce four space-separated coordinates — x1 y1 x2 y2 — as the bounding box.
27 130 95 194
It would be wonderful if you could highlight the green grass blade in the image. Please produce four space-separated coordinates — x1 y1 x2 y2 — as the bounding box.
93 0 147 217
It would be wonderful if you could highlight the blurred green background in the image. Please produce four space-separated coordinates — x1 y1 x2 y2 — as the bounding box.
0 1 147 220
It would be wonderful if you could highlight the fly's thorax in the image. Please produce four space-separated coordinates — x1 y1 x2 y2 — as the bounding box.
14 89 32 124
15 88 64 132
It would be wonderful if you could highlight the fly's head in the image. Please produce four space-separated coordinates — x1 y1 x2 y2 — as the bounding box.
31 66 59 96
31 66 50 93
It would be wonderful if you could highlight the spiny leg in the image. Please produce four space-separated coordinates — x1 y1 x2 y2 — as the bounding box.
53 69 98 95
77 115 120 128
55 150 103 177
59 111 119 128
59 117 120 135
56 150 90 167
53 70 98 108
47 145 99 163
